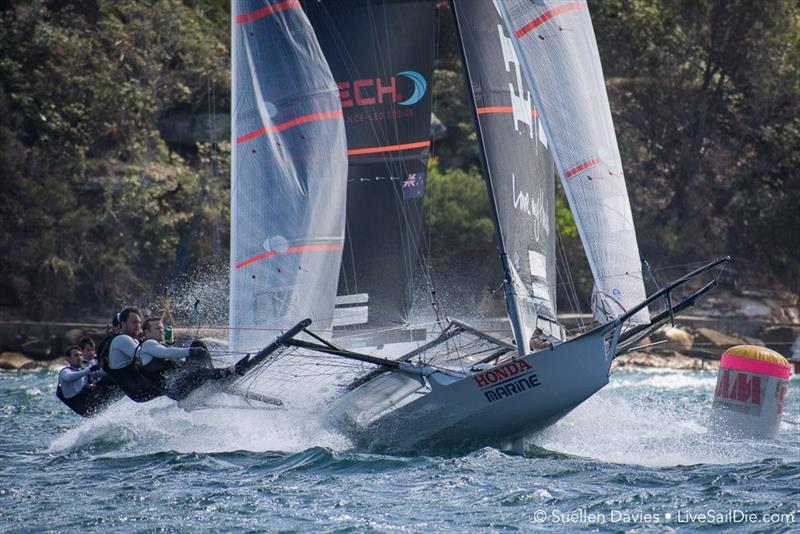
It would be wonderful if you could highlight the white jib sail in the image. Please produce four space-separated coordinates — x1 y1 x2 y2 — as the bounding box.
496 0 649 324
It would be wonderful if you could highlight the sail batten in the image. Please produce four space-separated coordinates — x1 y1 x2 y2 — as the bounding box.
496 0 649 324
347 140 431 157
513 1 587 38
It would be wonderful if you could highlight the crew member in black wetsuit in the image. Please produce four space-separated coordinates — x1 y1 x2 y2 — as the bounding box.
105 307 163 402
138 317 199 397
137 317 246 401
56 346 104 416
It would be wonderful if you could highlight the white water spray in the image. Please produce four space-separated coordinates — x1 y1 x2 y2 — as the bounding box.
530 369 797 466
48 396 350 456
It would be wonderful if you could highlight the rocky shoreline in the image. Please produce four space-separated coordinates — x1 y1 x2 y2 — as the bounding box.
0 352 65 371
1 289 798 373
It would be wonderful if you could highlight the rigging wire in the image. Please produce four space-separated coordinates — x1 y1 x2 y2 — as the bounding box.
555 220 586 332
308 1 445 337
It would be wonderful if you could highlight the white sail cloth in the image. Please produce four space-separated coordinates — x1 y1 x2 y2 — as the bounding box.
496 0 649 324
230 1 348 351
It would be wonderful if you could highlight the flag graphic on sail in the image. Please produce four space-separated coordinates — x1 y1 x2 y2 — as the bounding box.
230 0 348 351
452 0 559 352
496 0 649 324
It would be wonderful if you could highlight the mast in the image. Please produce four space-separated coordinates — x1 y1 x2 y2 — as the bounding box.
450 1 524 353
450 0 559 354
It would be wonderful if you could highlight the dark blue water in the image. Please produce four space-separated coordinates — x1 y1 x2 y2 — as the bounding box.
2 368 798 532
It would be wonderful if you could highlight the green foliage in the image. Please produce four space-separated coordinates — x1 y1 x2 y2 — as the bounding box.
593 0 800 289
555 194 577 241
424 159 494 256
431 68 478 170
1 0 798 320
0 1 229 317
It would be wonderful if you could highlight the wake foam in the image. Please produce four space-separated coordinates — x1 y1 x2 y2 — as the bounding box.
529 369 797 467
48 396 350 456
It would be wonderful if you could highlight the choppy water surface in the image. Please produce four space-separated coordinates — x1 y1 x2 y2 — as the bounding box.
1 368 798 532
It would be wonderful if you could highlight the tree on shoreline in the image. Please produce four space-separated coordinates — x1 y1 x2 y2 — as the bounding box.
1 0 797 320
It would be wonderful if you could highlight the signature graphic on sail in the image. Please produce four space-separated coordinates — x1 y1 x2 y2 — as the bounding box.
512 173 550 242
337 70 428 109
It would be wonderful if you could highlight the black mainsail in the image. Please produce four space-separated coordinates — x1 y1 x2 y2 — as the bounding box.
452 0 559 352
303 0 436 338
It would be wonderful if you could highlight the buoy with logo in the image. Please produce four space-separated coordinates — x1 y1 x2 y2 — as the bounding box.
710 345 790 438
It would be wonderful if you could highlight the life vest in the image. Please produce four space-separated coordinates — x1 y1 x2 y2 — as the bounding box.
56 367 126 417
104 365 164 403
96 333 120 372
55 380 94 417
101 335 163 403
136 345 183 401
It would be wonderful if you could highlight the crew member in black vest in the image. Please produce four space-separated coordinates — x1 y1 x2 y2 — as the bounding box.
105 307 163 402
95 312 122 371
138 317 193 396
138 317 246 401
78 336 125 409
56 346 102 416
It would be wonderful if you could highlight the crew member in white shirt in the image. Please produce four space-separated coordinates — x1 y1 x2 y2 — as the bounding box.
105 307 162 402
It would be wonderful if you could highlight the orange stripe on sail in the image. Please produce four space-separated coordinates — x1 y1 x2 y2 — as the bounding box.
477 106 513 114
476 106 539 117
565 158 602 178
236 111 343 144
235 0 300 24
515 2 587 39
347 140 430 156
235 244 344 270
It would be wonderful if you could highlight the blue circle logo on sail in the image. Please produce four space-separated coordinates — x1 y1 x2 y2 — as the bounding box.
397 71 427 106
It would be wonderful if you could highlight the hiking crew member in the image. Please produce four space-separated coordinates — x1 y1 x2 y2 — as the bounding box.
96 313 123 371
57 346 101 416
105 308 163 402
139 318 191 371
78 334 125 409
78 337 99 368
137 317 245 401
138 317 193 396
